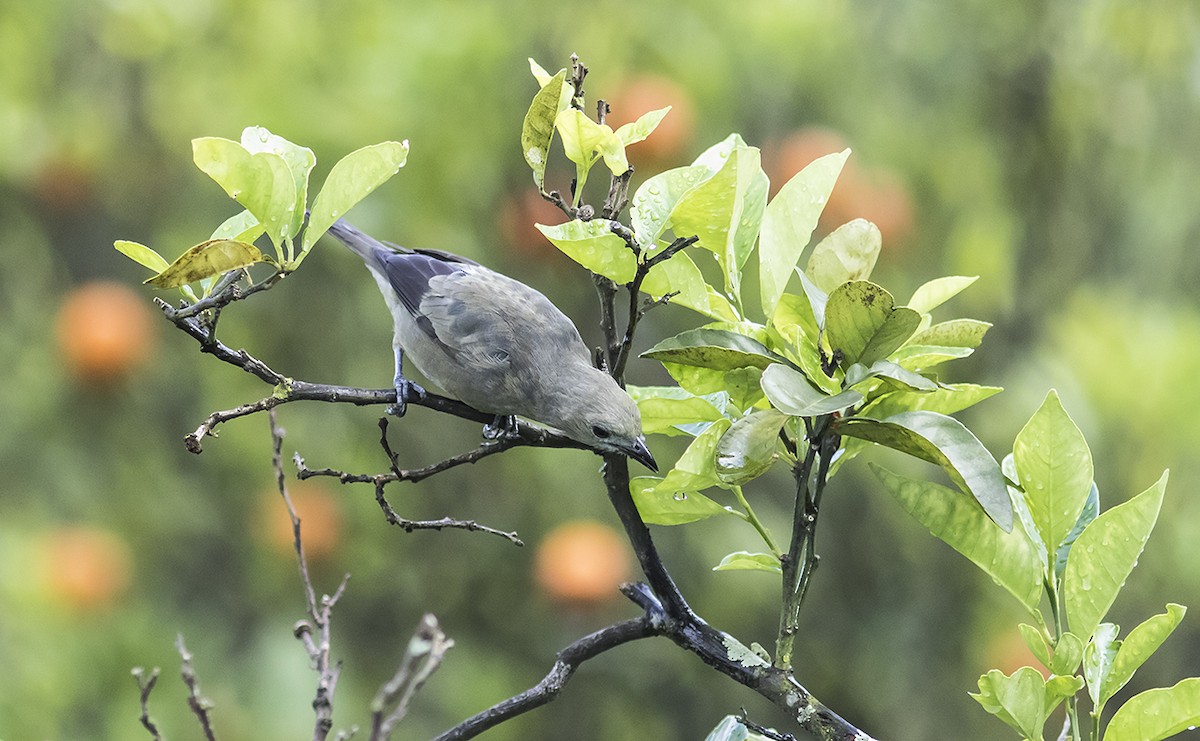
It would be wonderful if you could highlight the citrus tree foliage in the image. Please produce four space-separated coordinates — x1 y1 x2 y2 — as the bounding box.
110 57 1200 741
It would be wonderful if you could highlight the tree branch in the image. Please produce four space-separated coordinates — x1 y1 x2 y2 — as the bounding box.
432 615 658 741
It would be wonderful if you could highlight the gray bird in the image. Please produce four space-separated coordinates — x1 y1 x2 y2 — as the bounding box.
327 219 657 472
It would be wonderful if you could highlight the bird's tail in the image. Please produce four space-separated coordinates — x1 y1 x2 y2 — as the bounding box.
324 218 396 266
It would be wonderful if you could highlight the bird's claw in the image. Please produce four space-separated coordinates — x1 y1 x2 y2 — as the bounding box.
387 379 426 417
483 414 518 440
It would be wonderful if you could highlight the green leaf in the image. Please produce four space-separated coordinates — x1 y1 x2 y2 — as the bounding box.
907 275 978 314
642 249 732 320
209 209 264 244
1020 624 1052 668
862 383 1002 419
824 281 921 368
1054 483 1099 579
892 344 974 371
655 418 732 493
907 319 991 349
1105 678 1200 741
630 476 729 525
722 367 766 411
871 465 1041 611
1013 390 1095 555
527 57 554 86
521 68 568 190
845 359 938 392
1065 471 1168 640
642 328 782 371
629 165 712 247
1051 631 1085 676
713 551 782 574
114 240 170 273
761 363 863 417
145 240 268 289
303 140 409 257
805 218 881 294
714 409 788 485
555 108 627 187
759 149 850 317
239 126 315 241
536 219 635 283
1102 604 1187 706
672 135 769 298
1083 623 1120 706
971 667 1079 739
192 137 297 252
840 411 1012 530
627 385 726 436
614 106 671 146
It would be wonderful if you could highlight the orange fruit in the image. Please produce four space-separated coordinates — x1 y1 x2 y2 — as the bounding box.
40 526 132 612
605 75 695 168
534 520 631 605
259 479 343 561
56 281 155 384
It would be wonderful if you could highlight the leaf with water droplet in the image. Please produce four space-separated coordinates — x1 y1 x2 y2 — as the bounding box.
193 137 297 253
536 219 636 283
714 409 787 485
841 411 1012 530
239 126 315 240
1102 603 1187 707
1065 471 1168 640
302 140 409 258
760 149 849 318
872 464 1040 611
1104 677 1200 741
521 68 568 190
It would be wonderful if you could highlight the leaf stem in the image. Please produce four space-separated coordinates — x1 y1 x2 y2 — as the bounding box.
732 485 779 555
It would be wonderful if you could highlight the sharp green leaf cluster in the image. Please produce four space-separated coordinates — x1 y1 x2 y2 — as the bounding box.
514 70 1197 738
114 126 407 297
884 390 1199 741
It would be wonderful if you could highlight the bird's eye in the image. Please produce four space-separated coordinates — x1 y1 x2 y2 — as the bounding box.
591 425 611 439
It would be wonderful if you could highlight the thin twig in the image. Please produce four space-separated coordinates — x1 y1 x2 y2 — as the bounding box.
131 667 163 741
370 614 454 740
738 710 798 741
371 480 524 546
176 634 218 741
271 410 350 741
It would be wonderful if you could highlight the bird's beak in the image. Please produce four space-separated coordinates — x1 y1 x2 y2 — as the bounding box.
623 436 658 472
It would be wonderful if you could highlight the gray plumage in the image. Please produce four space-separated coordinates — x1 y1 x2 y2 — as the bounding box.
327 219 656 471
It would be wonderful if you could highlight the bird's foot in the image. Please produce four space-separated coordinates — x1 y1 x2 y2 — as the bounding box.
387 379 426 417
483 414 518 440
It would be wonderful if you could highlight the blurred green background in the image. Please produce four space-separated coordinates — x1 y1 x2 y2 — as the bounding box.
3 0 1199 738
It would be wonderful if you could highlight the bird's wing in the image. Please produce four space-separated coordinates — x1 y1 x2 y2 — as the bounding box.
374 255 518 368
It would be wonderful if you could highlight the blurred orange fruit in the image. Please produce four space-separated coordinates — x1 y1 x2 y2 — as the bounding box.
259 479 343 561
499 188 569 259
765 127 916 249
56 281 155 384
985 629 1051 679
605 75 695 168
40 526 133 612
534 520 631 606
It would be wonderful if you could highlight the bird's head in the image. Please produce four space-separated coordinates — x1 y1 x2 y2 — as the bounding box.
552 369 657 472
